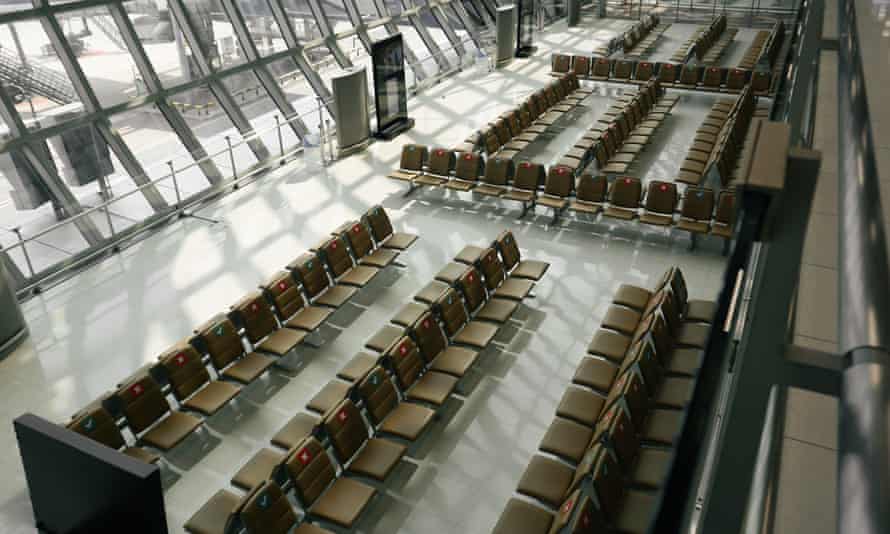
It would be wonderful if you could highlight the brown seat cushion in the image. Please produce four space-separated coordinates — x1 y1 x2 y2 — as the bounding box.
655 377 694 408
285 306 333 331
347 437 406 481
492 499 554 534
643 409 684 445
677 322 710 348
295 523 335 534
686 299 715 323
569 200 601 214
222 352 276 383
538 196 569 211
676 219 710 234
664 348 702 376
632 449 672 488
391 301 429 327
572 357 618 392
539 417 593 463
511 260 549 281
123 446 160 464
271 413 319 450
453 321 499 348
494 278 534 300
640 212 674 226
308 477 376 527
314 285 357 307
517 455 574 508
615 489 658 534
359 247 399 268
378 402 435 441
338 265 379 287
587 330 631 363
415 280 450 305
556 387 606 427
183 381 241 416
613 284 651 310
475 298 519 323
365 325 404 353
185 489 240 534
455 245 485 264
603 205 638 220
436 262 469 284
428 346 479 377
380 232 417 250
602 305 642 335
406 371 458 406
475 184 508 197
141 410 202 451
306 381 351 415
257 328 307 356
337 353 378 382
231 448 284 491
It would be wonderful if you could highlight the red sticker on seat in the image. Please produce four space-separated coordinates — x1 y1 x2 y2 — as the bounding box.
337 409 348 422
297 447 312 465
488 253 495 262
353 225 360 233
331 242 338 250
436 149 444 156
399 342 408 355
582 512 591 527
710 68 717 73
130 383 144 397
174 353 187 367
562 498 575 514
278 281 288 291
660 183 668 192
557 167 566 175
522 162 531 168
422 319 431 329
468 273 474 282
464 154 473 161
625 178 632 184
251 302 259 312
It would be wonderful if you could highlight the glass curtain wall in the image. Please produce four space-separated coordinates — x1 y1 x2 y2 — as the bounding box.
0 0 494 284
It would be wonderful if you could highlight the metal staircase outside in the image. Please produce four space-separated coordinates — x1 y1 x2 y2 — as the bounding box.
0 46 76 105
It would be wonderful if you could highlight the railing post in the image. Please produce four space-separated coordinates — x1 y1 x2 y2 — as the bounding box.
12 227 34 278
168 160 182 215
274 114 285 164
224 135 237 184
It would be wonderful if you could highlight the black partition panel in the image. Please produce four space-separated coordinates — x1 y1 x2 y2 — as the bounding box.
14 413 168 534
371 33 411 138
516 0 536 56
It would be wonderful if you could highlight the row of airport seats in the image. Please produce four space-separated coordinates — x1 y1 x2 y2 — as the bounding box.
566 80 677 176
552 54 773 95
669 15 731 63
677 85 757 186
449 73 592 158
622 14 669 58
64 206 415 468
739 20 785 70
184 231 547 534
491 267 716 534
669 17 721 62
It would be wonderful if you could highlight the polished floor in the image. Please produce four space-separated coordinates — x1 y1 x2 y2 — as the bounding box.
0 8 809 534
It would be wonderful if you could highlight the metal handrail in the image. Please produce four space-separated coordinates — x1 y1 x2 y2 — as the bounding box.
2 38 482 296
836 0 890 528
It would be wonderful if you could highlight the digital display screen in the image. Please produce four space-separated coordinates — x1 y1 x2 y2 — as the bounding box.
371 34 408 132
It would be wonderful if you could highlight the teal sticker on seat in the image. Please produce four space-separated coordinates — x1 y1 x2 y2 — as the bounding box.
306 260 313 270
258 493 271 509
447 296 453 305
214 324 225 336
81 416 96 433
696 190 705 198
370 374 380 386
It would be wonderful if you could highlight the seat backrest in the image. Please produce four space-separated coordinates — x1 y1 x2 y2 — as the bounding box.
519 108 532 129
454 151 483 182
644 181 677 215
549 490 596 534
157 342 211 402
263 271 306 321
496 230 522 271
592 57 612 77
194 314 245 371
657 62 680 83
551 81 566 101
357 366 399 427
504 111 522 137
483 130 501 156
601 128 617 156
344 221 374 261
493 119 512 145
726 68 748 90
456 266 488 315
321 235 354 279
386 336 424 392
609 177 642 209
572 55 591 77
67 403 126 451
681 187 715 221
614 60 635 79
565 494 607 534
435 287 471 337
285 436 336 508
290 252 332 299
552 53 571 73
116 374 171 434
702 66 724 88
635 61 654 81
715 190 736 224
601 398 640 471
427 147 455 176
604 370 647 430
575 174 608 203
483 157 513 186
239 480 297 534
232 291 278 344
513 161 544 191
364 205 394 243
618 339 661 397
679 64 701 85
322 399 369 465
593 142 608 167
410 311 448 363
670 266 690 308
399 144 427 172
478 247 506 291
590 444 625 522
752 70 771 92
545 166 574 198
